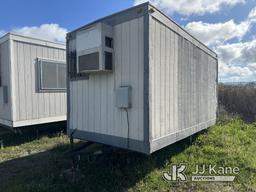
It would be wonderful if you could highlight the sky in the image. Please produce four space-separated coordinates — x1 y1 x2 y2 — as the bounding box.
0 0 256 82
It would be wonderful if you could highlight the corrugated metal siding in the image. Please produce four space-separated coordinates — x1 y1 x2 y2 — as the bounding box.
149 18 179 140
13 40 66 122
0 41 12 121
69 17 145 140
149 17 217 141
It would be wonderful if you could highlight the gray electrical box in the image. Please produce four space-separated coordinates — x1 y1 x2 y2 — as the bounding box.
115 86 131 109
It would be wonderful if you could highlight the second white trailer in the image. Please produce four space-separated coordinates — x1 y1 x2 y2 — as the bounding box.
67 3 218 154
0 33 67 128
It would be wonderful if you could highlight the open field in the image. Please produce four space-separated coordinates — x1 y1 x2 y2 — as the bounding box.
0 119 255 192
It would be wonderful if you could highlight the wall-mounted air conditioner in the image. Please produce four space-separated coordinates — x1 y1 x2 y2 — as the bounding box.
76 22 113 73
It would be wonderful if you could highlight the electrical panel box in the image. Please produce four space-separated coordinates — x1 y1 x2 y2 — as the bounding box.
115 86 131 109
76 22 113 73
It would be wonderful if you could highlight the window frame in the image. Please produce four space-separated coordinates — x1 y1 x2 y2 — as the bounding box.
37 58 66 93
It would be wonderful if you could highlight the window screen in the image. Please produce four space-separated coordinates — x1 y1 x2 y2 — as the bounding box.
39 59 66 91
78 52 99 72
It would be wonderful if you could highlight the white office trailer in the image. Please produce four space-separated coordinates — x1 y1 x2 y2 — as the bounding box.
0 33 66 128
67 3 218 154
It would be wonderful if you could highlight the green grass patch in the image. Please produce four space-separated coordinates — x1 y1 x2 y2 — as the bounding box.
0 119 255 192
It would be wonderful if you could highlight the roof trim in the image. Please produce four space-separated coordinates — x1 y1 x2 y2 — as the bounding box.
0 33 66 49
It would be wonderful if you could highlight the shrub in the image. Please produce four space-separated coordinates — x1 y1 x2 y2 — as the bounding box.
218 83 256 122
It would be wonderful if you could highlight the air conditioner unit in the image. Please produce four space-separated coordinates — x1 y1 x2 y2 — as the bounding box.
76 22 113 73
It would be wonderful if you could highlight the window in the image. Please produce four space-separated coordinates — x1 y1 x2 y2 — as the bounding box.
38 59 66 92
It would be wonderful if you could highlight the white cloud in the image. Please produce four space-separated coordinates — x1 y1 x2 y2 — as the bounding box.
217 40 256 65
184 6 256 47
248 6 256 21
248 63 256 70
219 62 254 82
185 20 250 46
12 24 68 43
134 0 244 15
216 40 256 82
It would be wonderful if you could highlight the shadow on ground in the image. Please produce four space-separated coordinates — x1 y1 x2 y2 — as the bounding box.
0 124 205 192
0 122 66 148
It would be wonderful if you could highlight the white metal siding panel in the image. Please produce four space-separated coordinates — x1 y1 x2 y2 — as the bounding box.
69 17 144 141
149 18 179 140
30 43 39 119
149 17 217 141
0 41 12 122
13 40 66 123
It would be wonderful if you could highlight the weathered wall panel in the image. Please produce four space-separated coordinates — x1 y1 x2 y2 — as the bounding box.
149 18 179 141
149 16 217 147
0 41 12 123
69 17 145 141
12 40 66 122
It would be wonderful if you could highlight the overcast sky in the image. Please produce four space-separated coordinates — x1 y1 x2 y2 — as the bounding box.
0 0 255 82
